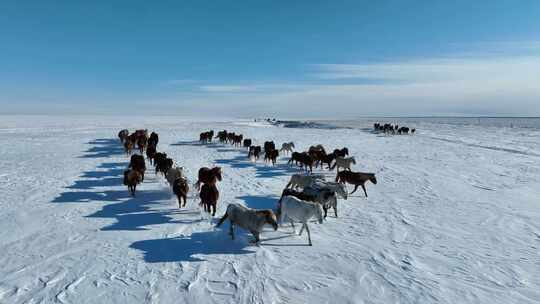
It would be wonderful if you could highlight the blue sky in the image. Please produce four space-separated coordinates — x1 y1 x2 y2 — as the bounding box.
1 0 540 117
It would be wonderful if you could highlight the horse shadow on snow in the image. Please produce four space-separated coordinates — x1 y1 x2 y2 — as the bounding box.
129 195 282 263
79 138 125 158
52 161 129 203
130 230 255 263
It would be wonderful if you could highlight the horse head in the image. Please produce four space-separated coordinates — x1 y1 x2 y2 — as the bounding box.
261 210 278 230
369 174 377 184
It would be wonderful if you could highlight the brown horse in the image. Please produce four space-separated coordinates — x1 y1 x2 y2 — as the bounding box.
335 171 377 197
308 144 326 155
200 183 219 216
195 166 223 190
124 140 134 155
124 169 142 196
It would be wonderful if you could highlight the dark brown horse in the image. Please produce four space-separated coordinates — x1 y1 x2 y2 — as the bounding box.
200 183 219 216
264 141 276 154
333 147 349 158
318 152 336 170
118 129 129 143
146 144 156 165
232 134 243 147
288 152 314 173
335 170 377 197
248 146 262 160
173 177 189 208
264 149 279 165
216 130 228 143
155 157 173 176
195 167 223 190
129 154 146 181
148 132 159 147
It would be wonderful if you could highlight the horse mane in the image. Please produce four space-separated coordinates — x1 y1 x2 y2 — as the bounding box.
255 209 277 223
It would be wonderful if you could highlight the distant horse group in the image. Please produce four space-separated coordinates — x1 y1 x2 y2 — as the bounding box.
373 123 416 135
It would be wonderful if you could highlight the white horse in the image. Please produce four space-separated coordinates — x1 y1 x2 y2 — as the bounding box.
280 196 324 246
166 166 184 186
305 181 348 218
285 173 325 190
280 142 295 155
312 181 348 200
216 204 278 244
331 156 356 171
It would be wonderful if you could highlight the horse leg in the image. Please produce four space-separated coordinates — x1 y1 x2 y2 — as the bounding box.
334 205 338 218
290 220 296 234
229 222 235 240
250 231 260 244
350 184 359 194
323 206 328 218
305 224 312 246
299 223 305 235
182 194 187 207
361 184 368 197
211 203 216 216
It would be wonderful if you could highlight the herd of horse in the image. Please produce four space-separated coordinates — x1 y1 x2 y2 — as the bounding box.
373 122 416 135
115 127 379 245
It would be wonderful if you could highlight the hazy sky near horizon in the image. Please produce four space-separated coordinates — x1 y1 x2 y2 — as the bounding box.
2 1 540 117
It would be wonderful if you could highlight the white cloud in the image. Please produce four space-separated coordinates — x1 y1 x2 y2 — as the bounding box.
182 54 540 116
312 56 540 85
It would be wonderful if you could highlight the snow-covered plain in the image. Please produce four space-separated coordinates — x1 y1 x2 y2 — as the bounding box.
1 116 539 304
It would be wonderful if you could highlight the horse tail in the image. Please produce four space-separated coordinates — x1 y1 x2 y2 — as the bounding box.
216 210 228 227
